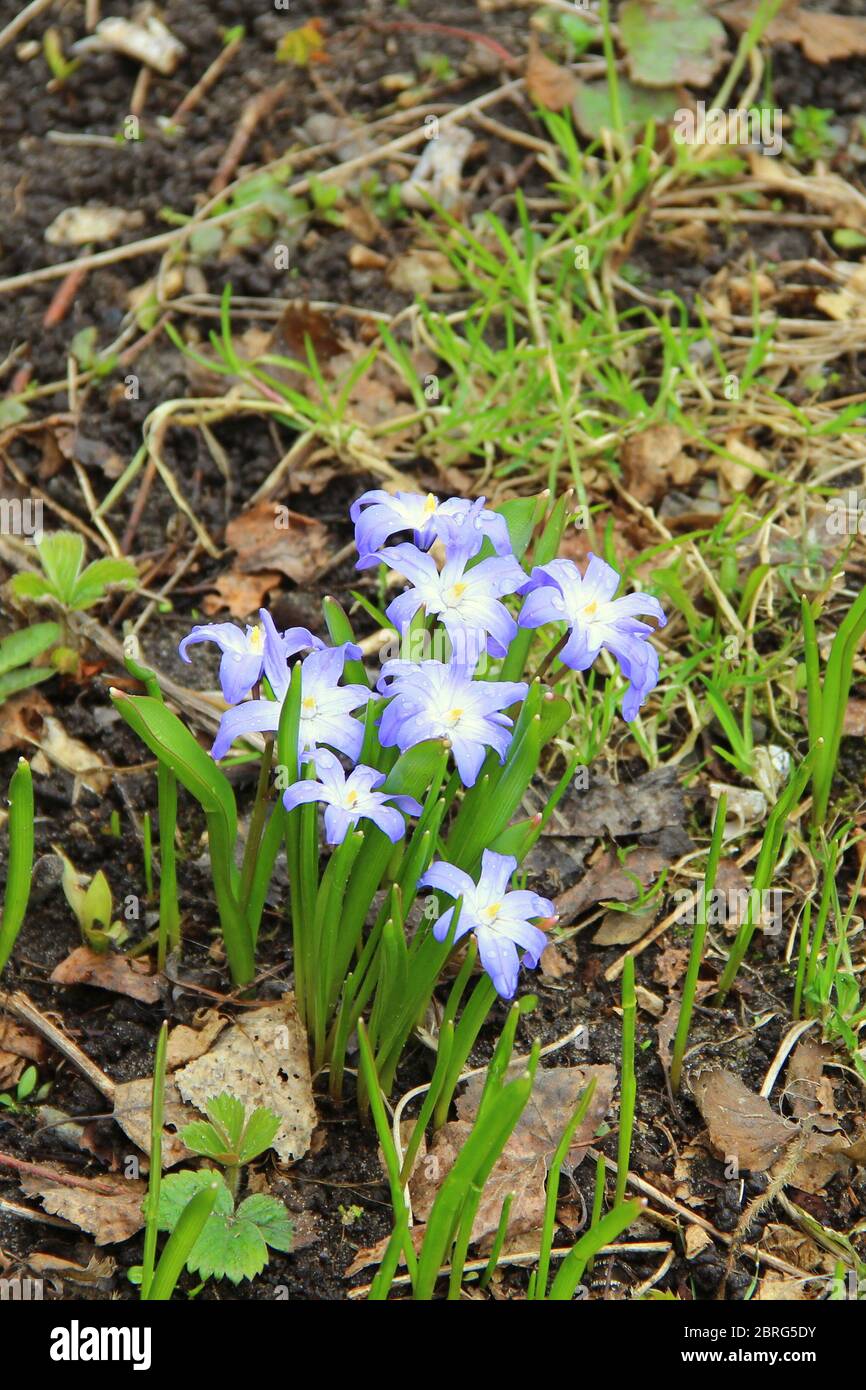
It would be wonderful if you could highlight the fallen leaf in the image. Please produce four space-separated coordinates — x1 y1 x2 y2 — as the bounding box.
815 261 866 321
563 765 683 839
166 1010 229 1069
787 1038 837 1125
691 1069 797 1171
225 503 331 585
386 250 461 297
111 1075 195 1168
20 1170 147 1245
173 997 316 1163
93 14 185 73
593 910 655 946
44 206 145 247
718 1 866 65
573 78 680 141
621 0 727 87
201 570 282 620
555 848 666 925
636 984 665 1017
409 1065 615 1249
26 715 111 796
50 947 161 1004
539 943 570 979
275 19 327 67
526 37 577 111
620 424 696 504
720 432 763 492
0 688 51 753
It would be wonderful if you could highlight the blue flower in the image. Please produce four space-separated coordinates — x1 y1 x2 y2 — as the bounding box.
212 643 371 762
363 542 526 660
282 748 422 844
179 609 326 707
518 555 667 720
419 849 554 998
377 658 527 787
351 489 511 563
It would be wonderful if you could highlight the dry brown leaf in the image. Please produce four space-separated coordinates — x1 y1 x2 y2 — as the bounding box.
593 909 655 946
0 689 51 753
20 1170 147 1245
539 943 570 979
50 947 161 1004
620 424 695 504
526 37 577 111
386 250 460 297
0 1020 49 1090
816 264 866 322
691 1069 797 1171
166 1010 229 1069
27 715 111 796
173 996 316 1163
555 848 666 925
720 432 763 492
111 1075 196 1167
409 1064 615 1250
202 570 282 620
225 503 331 584
718 1 866 64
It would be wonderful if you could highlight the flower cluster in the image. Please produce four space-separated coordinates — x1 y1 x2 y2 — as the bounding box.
178 489 666 997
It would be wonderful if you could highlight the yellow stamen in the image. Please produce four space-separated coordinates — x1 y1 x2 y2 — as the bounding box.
249 624 264 652
423 492 437 515
584 601 598 617
302 696 316 712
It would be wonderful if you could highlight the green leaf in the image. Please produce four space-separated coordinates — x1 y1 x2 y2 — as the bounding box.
71 556 138 609
111 693 238 839
238 1107 281 1164
495 497 543 562
83 870 113 933
573 78 680 140
36 533 84 603
620 0 726 88
145 1179 222 1301
157 1170 233 1231
206 1093 246 1151
17 1065 37 1101
0 667 54 701
235 1194 294 1252
10 572 56 603
0 623 60 676
180 1121 236 1165
189 1211 269 1284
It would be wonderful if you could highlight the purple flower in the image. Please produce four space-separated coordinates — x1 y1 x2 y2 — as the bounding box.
419 849 554 998
351 489 511 563
179 609 326 707
518 555 666 720
377 658 527 787
282 748 422 844
212 643 371 762
363 543 526 660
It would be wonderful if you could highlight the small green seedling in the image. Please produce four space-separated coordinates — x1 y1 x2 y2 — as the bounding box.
156 1094 294 1285
0 759 35 978
0 622 59 703
11 532 137 616
0 1065 50 1113
56 848 129 952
